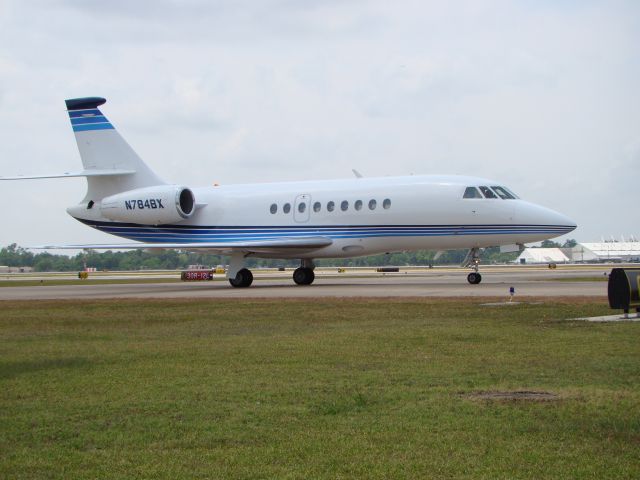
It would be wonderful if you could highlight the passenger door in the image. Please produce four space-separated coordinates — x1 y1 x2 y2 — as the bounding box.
293 194 311 223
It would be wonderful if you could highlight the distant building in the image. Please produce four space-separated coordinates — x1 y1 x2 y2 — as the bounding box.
0 266 34 273
516 248 569 264
569 242 640 263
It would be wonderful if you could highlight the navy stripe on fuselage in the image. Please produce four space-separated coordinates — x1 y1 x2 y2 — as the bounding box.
76 218 572 231
87 225 573 236
92 226 571 237
94 231 574 243
87 227 573 238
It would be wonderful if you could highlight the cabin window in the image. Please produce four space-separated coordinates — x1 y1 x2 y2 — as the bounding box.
341 200 349 211
283 203 291 214
327 201 335 212
491 186 516 199
354 200 363 211
383 198 391 209
479 186 497 199
313 201 321 212
270 203 277 214
369 199 377 210
463 187 482 199
298 202 306 213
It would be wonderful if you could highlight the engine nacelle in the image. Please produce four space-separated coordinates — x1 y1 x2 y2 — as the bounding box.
100 185 196 225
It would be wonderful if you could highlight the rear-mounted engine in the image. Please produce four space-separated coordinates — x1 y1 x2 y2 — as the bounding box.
100 185 195 225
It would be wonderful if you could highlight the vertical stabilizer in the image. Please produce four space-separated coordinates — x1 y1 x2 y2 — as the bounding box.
66 97 166 200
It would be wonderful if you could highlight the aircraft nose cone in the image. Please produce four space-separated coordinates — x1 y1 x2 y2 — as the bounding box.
565 216 578 232
518 202 577 236
553 210 577 232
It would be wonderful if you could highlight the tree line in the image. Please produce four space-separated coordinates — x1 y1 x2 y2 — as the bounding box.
540 239 577 248
0 240 576 272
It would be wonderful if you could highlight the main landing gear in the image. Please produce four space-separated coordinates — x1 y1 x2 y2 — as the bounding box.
227 255 316 288
465 247 482 285
229 268 253 288
293 259 315 285
227 252 254 288
293 267 315 285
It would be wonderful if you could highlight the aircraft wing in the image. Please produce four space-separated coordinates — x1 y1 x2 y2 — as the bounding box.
0 169 136 180
34 236 333 255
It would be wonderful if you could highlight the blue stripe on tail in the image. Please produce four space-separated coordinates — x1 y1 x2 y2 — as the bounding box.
71 116 109 125
67 106 114 132
68 109 103 118
72 123 115 132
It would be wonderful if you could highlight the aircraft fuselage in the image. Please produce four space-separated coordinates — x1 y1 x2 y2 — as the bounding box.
69 174 575 259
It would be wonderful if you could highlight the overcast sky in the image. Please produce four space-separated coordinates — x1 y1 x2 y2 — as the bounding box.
0 0 638 249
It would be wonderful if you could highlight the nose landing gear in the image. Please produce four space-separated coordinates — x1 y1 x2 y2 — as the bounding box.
467 271 482 285
464 247 483 285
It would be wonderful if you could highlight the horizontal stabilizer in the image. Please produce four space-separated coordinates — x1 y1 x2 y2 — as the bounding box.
32 236 333 255
0 169 136 180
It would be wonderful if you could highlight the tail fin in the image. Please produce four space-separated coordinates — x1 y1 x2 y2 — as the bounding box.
66 97 165 200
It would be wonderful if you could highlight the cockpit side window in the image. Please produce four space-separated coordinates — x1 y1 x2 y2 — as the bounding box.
463 187 483 199
491 186 515 200
479 186 497 199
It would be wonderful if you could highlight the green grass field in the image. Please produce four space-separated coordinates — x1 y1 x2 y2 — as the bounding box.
1 298 638 479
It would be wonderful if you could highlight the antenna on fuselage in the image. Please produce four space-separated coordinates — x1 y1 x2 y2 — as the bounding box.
352 169 363 178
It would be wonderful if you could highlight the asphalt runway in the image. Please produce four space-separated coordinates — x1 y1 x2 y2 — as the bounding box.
0 267 609 300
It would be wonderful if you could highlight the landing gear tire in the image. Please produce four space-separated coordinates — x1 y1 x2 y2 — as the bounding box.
467 272 482 285
293 267 315 285
229 268 253 288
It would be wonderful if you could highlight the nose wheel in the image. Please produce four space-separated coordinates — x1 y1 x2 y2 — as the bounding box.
463 247 483 284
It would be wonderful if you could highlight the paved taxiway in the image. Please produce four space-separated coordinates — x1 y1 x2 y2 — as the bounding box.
0 266 609 300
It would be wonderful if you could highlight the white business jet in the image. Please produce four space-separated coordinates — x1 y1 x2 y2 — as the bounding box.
1 97 576 287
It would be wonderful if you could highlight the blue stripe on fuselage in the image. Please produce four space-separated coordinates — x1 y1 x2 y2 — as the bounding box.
74 218 575 244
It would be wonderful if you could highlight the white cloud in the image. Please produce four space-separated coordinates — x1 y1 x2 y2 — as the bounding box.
0 0 639 246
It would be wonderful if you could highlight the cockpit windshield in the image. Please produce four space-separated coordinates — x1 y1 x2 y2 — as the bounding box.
463 187 483 199
463 185 519 200
502 186 519 198
491 186 515 199
479 186 497 199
